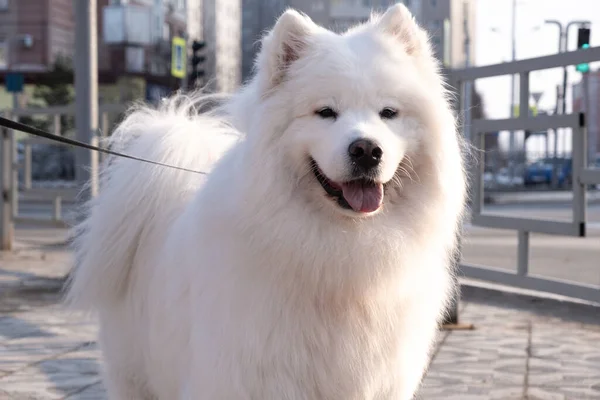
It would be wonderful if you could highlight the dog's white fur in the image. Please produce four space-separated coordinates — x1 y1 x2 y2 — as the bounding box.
67 5 467 399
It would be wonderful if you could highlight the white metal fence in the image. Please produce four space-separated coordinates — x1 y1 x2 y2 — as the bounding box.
449 46 600 304
1 50 600 305
0 104 126 249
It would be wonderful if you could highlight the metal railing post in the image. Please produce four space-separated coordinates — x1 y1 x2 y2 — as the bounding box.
10 121 18 219
53 113 61 136
100 111 109 164
53 197 62 221
443 231 463 326
1 116 14 251
452 47 600 304
572 112 587 236
24 143 31 190
517 230 529 276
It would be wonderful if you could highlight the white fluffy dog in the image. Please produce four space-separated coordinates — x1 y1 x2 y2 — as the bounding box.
67 4 467 399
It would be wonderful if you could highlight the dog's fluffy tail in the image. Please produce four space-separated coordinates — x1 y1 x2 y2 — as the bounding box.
65 92 240 312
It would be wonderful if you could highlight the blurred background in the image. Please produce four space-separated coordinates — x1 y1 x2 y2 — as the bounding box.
0 0 598 293
0 0 599 188
0 2 599 398
0 0 599 290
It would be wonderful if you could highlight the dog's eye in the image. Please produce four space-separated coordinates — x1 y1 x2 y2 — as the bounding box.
379 107 398 120
315 107 338 119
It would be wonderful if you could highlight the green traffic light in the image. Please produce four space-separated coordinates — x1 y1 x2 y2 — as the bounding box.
576 43 590 73
577 64 590 73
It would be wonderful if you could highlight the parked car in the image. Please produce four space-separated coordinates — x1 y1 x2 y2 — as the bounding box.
524 157 571 187
496 167 524 187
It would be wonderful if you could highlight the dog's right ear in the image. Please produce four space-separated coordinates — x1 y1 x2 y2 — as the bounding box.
256 9 317 92
375 4 429 56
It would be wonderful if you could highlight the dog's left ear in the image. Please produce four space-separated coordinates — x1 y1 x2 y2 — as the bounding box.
375 4 429 56
257 9 317 91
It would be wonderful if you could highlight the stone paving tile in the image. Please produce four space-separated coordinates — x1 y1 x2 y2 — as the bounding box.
418 317 529 399
1 311 98 343
64 382 106 400
0 338 82 375
417 287 600 400
0 342 100 399
2 249 600 399
527 386 600 400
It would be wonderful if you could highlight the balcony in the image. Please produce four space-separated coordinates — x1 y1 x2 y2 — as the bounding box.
103 4 152 46
330 0 372 20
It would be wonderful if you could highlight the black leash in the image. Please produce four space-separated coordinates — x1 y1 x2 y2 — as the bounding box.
0 116 205 175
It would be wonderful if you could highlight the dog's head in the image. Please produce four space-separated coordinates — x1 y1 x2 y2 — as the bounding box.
242 4 456 218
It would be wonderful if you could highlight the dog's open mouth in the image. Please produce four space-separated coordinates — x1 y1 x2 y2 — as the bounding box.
310 159 384 213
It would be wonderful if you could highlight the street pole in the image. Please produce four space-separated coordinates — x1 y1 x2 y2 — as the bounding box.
563 21 591 113
181 35 189 92
583 71 590 169
74 0 99 201
181 0 189 91
463 0 471 141
545 20 564 187
444 0 471 328
508 0 516 179
554 84 560 184
545 19 591 187
562 21 591 161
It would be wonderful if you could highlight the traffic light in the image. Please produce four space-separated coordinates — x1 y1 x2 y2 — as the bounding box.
576 27 591 73
189 40 206 88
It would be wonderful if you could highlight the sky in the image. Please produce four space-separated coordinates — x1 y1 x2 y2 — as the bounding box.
473 0 600 155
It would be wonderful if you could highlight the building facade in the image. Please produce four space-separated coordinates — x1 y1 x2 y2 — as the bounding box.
329 0 396 31
0 0 76 72
407 0 475 68
201 0 242 93
240 0 475 82
0 0 242 101
0 0 187 76
241 0 330 82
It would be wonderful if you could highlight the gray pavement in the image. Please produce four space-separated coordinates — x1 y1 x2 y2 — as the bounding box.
419 286 600 399
1 198 600 399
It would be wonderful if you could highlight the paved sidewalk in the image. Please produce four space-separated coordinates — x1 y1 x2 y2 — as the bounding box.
1 236 599 399
419 286 600 399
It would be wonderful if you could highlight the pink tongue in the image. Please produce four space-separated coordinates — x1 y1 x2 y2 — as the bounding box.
341 181 384 213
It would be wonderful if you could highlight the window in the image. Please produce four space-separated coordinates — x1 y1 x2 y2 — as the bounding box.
163 23 170 41
311 1 325 12
331 0 361 5
0 0 8 10
429 20 441 32
167 0 185 12
0 38 7 69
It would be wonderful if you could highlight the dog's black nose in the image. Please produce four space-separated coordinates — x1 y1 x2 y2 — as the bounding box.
348 139 383 171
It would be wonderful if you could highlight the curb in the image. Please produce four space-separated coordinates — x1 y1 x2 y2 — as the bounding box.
487 192 600 206
459 277 600 315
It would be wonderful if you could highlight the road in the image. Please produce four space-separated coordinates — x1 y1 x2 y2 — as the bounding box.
13 199 600 289
17 201 77 222
462 202 600 288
